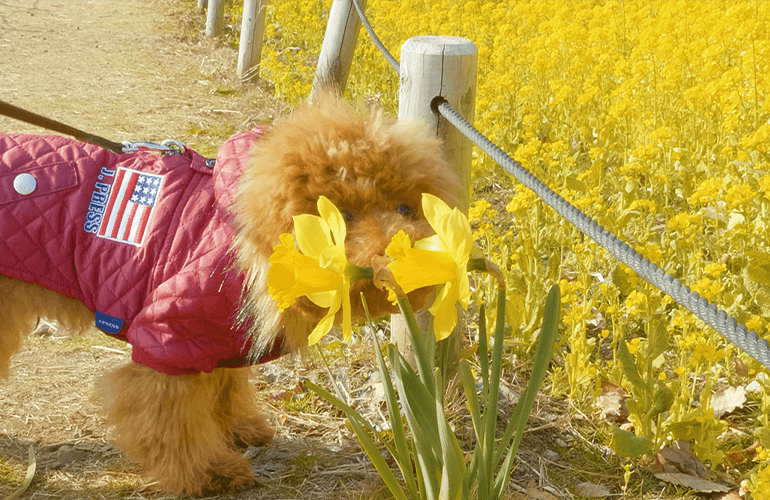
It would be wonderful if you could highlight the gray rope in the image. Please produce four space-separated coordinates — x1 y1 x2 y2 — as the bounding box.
346 2 770 370
350 0 399 72
431 97 770 369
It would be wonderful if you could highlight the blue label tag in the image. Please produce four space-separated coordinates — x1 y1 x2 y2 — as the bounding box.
95 311 124 334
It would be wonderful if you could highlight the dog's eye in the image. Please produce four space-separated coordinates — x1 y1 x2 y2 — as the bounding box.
340 210 353 223
398 204 415 218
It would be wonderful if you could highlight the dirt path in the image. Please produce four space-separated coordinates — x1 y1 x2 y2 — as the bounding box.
0 0 281 155
0 2 385 499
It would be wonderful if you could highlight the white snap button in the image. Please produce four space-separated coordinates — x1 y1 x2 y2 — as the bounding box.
13 173 37 195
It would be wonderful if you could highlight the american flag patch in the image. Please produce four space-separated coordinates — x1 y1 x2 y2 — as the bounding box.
97 167 164 246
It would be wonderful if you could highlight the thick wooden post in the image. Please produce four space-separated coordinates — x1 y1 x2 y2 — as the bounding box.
393 36 477 377
205 0 224 38
238 0 267 82
309 0 367 100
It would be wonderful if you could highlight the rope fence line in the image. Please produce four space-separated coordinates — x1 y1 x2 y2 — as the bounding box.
348 0 770 370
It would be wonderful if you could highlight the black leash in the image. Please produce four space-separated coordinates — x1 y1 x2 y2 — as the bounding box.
0 99 125 153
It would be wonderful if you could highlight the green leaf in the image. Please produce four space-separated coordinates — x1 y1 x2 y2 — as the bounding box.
459 360 485 496
617 339 650 393
397 295 436 394
370 334 421 499
645 314 669 361
390 350 442 498
305 381 409 500
492 284 561 499
565 173 588 192
645 382 675 421
6 445 36 500
611 266 637 296
746 251 770 286
435 371 467 500
610 428 652 458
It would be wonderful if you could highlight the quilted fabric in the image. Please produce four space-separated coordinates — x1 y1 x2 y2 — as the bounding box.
0 128 281 374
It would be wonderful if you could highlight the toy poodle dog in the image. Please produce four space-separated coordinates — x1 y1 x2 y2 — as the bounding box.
0 92 460 495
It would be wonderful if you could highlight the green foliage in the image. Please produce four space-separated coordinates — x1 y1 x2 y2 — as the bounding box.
308 283 560 500
238 0 770 493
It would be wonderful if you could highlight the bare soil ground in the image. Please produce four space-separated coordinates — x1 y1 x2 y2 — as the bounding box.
0 1 581 499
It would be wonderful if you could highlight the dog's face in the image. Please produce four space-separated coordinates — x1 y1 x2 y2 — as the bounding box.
235 93 461 350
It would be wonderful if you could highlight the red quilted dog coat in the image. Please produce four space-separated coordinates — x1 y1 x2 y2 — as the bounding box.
0 129 282 375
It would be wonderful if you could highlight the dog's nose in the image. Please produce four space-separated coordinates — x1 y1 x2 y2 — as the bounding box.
345 215 392 265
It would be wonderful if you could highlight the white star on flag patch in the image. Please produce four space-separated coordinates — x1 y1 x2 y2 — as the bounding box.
97 167 164 246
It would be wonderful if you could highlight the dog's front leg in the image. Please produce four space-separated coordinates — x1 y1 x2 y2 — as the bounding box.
98 362 265 495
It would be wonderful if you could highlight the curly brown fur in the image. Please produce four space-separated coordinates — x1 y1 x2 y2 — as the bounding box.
235 92 461 355
0 276 93 378
1 275 269 495
98 364 271 496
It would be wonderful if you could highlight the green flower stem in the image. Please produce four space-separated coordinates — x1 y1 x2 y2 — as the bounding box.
396 294 436 394
360 293 421 499
483 283 507 494
346 263 373 282
467 258 505 286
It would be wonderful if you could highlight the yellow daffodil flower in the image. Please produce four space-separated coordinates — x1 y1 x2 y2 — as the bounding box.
267 196 352 344
386 193 473 340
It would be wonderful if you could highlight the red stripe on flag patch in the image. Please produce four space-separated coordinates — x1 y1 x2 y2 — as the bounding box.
97 167 164 246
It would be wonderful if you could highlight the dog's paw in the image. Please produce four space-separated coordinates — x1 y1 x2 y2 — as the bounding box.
204 471 254 495
231 412 275 448
202 455 255 495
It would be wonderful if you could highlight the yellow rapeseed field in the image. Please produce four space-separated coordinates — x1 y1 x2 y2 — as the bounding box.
257 1 770 496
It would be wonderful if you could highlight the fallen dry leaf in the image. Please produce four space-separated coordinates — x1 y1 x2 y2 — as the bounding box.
712 386 747 418
595 381 629 422
654 473 730 493
724 440 761 466
574 481 612 497
734 357 749 378
527 487 559 500
657 440 709 478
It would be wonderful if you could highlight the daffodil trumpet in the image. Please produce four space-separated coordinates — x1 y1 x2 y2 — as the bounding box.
386 193 478 341
267 195 373 345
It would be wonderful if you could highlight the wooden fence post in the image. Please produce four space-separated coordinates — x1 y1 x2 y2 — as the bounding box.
309 0 367 100
238 0 267 82
197 0 207 15
206 0 224 38
393 36 477 378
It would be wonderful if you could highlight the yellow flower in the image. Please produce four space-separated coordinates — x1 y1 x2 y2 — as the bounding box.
759 173 770 200
505 189 537 213
688 178 723 205
690 276 723 301
704 262 727 278
267 196 352 344
626 338 643 355
625 290 649 317
386 194 473 340
724 184 757 210
690 338 726 367
746 316 765 333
